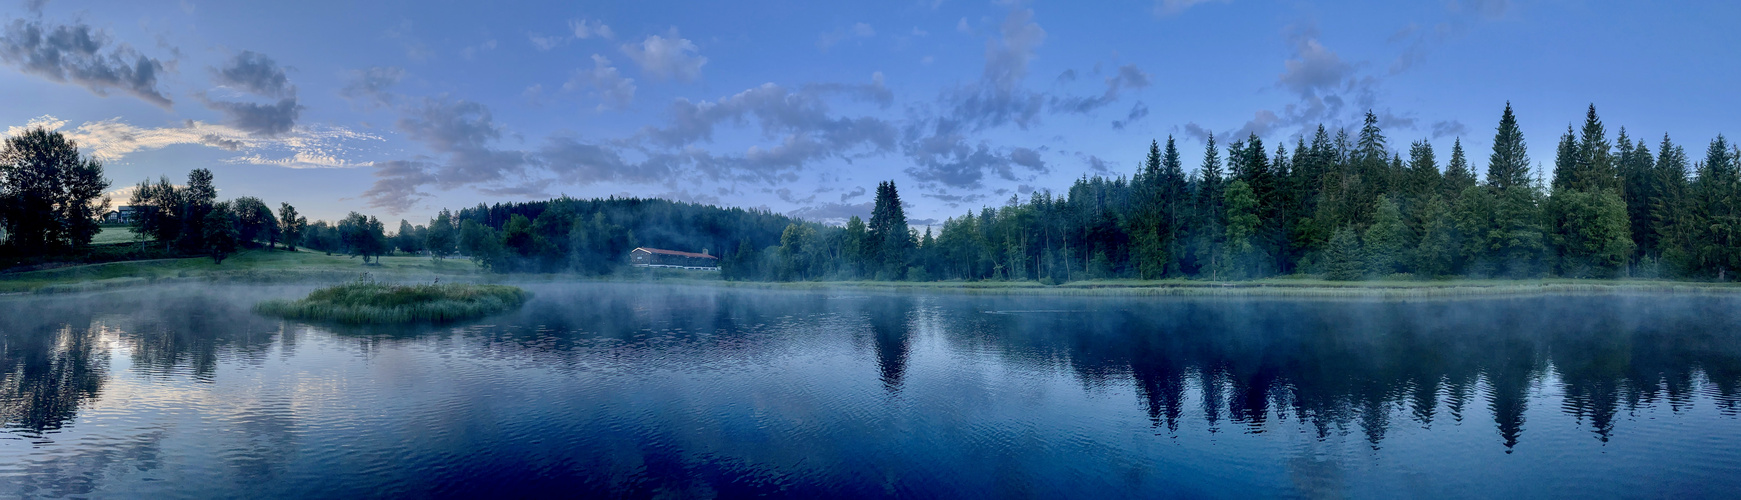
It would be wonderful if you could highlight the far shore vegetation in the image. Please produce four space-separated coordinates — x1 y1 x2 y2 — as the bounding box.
254 279 530 324
4 103 1741 295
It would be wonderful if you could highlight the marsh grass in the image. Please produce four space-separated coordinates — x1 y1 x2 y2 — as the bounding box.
255 280 529 324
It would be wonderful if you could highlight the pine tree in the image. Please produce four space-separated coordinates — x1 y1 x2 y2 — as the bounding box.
1443 138 1478 197
1552 126 1579 192
868 180 912 277
1487 103 1532 189
1575 104 1619 193
1616 129 1659 259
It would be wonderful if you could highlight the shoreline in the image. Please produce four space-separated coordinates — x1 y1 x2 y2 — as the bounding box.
6 251 1741 299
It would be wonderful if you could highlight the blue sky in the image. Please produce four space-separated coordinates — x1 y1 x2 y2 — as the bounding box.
2 0 1736 225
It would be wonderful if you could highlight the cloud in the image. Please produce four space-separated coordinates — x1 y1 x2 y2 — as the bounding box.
459 39 497 60
340 66 405 108
199 97 302 136
361 160 437 212
620 28 706 82
1430 119 1468 139
565 54 636 110
570 18 614 40
839 185 866 202
383 20 434 61
1111 101 1150 130
211 50 293 98
788 201 874 225
1389 1 1509 74
530 18 615 51
637 80 897 181
5 114 379 169
904 132 1047 188
1079 153 1113 173
202 50 302 136
1052 63 1151 114
1278 24 1354 99
540 134 669 185
1154 0 1230 17
982 8 1045 94
817 22 875 52
0 18 173 108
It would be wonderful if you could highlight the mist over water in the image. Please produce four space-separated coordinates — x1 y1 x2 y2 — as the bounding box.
1 284 1739 498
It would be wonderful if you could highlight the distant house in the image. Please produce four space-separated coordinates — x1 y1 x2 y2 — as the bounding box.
628 247 720 270
104 205 143 224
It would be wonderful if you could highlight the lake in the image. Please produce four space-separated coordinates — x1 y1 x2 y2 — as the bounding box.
1 283 1738 498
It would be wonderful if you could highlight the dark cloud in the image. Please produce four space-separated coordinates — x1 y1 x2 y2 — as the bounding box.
212 50 293 98
1111 101 1150 130
201 50 302 136
1080 153 1112 173
1430 119 1468 139
1051 64 1151 115
903 131 1047 188
199 134 244 150
637 81 897 181
1278 24 1355 99
540 135 667 185
364 97 535 212
0 18 172 108
340 66 404 108
362 160 437 212
839 185 866 202
200 97 302 136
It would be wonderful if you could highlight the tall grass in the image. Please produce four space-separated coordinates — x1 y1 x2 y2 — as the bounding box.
255 280 529 324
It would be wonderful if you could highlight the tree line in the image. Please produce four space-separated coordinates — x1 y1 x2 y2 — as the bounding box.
733 103 1738 282
5 101 1737 281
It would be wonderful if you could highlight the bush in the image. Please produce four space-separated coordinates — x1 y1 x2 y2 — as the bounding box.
255 279 529 324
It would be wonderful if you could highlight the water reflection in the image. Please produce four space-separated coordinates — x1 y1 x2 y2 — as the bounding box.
0 285 1738 496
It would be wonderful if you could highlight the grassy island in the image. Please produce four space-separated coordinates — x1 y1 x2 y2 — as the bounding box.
255 280 530 324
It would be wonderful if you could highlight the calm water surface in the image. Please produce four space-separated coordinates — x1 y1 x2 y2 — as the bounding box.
1 283 1739 498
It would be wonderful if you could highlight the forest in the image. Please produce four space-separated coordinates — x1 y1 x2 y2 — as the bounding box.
2 103 1736 282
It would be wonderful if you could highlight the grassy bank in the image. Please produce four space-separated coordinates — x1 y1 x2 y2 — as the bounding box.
7 248 1741 298
255 281 530 324
683 276 1741 298
0 249 484 294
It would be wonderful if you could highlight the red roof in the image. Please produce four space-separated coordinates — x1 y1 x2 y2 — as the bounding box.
633 247 719 259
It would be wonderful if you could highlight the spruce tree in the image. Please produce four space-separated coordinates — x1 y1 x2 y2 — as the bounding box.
1575 104 1619 193
1487 103 1532 189
868 180 912 277
1552 126 1578 192
1443 138 1478 197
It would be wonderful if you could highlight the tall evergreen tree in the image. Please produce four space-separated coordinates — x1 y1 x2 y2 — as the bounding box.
867 180 912 276
1443 138 1478 197
1487 103 1532 189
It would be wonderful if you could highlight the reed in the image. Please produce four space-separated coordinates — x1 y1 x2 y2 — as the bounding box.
255 280 529 324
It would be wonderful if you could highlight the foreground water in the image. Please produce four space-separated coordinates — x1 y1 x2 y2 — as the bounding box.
1 284 1738 498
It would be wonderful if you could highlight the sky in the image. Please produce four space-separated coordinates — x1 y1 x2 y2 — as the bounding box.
1 0 1736 225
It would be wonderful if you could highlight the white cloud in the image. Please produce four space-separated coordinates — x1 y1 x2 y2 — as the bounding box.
1154 0 1230 17
6 114 381 168
565 54 637 110
570 18 614 39
620 28 707 82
